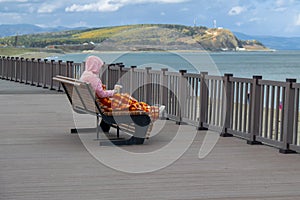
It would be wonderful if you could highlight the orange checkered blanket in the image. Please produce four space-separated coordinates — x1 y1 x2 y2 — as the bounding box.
96 92 159 121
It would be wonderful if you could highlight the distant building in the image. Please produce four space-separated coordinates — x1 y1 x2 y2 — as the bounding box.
236 47 246 51
213 20 217 28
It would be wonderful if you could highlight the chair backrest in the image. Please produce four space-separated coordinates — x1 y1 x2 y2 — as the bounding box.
53 75 100 115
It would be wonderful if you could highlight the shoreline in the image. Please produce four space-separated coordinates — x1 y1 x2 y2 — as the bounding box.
1 48 297 59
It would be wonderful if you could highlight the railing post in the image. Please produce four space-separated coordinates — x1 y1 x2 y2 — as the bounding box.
49 60 55 90
36 58 42 87
43 59 48 88
5 56 10 80
65 61 70 77
280 79 297 154
69 61 74 78
78 62 84 79
248 75 263 145
10 57 14 81
57 60 64 92
118 63 125 85
105 64 111 87
144 67 152 104
30 58 35 86
129 66 137 95
0 56 4 79
14 57 19 82
198 72 209 130
5 56 9 80
221 73 234 137
25 58 29 84
177 69 187 125
20 57 24 83
160 68 168 118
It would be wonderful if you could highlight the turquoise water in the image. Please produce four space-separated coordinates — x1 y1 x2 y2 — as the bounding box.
52 50 300 82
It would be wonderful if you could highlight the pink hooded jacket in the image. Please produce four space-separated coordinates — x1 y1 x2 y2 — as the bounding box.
79 56 115 98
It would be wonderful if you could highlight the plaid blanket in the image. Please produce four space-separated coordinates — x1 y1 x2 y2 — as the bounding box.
96 91 159 121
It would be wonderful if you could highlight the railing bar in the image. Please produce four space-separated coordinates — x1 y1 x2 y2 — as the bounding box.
243 83 248 132
154 75 158 105
258 79 287 87
157 74 160 105
212 79 217 125
269 85 275 140
247 83 252 133
220 80 225 127
258 84 265 137
211 80 215 125
192 77 196 120
229 76 252 83
264 85 270 138
207 79 211 124
187 77 192 119
280 87 286 142
195 78 200 121
234 82 239 130
238 82 244 131
195 77 199 121
177 76 180 117
275 86 280 141
205 75 223 80
217 80 221 126
294 88 299 145
171 76 175 116
170 76 175 116
189 77 193 120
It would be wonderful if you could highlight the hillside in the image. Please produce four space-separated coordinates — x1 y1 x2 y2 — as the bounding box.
234 32 300 50
0 24 87 37
0 24 268 52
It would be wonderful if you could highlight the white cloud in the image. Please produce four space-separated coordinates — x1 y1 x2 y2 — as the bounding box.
275 0 296 7
0 0 27 2
37 2 62 13
65 0 189 12
235 22 243 26
228 6 246 16
180 7 189 12
276 0 285 7
249 17 260 22
66 1 121 12
273 0 299 12
0 12 23 23
273 7 287 12
295 13 300 26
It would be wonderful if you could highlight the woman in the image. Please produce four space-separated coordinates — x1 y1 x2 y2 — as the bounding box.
79 55 165 119
80 55 116 98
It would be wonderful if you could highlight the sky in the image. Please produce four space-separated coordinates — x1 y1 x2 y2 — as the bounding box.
1 0 300 37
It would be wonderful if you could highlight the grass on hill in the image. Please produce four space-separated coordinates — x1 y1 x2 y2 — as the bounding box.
0 47 63 58
72 25 139 39
0 47 36 56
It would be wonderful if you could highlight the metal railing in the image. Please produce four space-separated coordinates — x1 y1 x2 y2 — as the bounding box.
1 56 299 154
0 56 82 91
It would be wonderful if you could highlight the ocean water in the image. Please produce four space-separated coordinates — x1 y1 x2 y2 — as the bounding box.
53 50 300 82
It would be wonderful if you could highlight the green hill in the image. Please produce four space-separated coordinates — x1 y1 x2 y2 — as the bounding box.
0 24 268 52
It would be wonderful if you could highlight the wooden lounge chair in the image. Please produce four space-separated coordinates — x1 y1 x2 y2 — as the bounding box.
53 75 152 145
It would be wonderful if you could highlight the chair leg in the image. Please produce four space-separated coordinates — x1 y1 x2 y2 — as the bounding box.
133 124 149 140
99 136 145 146
100 120 111 133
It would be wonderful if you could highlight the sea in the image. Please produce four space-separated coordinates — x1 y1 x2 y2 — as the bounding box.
50 50 300 82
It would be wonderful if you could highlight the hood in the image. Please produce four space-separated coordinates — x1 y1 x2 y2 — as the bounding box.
84 56 104 75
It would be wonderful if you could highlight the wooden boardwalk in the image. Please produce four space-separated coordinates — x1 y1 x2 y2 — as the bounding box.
1 79 300 200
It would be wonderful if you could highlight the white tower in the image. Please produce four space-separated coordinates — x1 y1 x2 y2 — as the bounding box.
213 19 217 28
